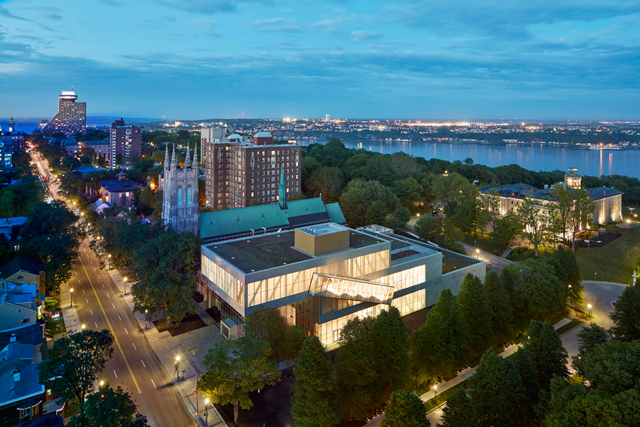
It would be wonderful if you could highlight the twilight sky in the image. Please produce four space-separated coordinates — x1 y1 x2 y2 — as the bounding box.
1 0 640 120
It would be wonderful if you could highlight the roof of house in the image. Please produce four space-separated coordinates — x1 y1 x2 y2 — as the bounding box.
254 131 273 138
480 184 537 199
0 322 43 349
0 216 27 228
587 187 624 200
74 166 102 175
0 257 44 280
0 361 44 407
100 178 143 193
199 197 347 241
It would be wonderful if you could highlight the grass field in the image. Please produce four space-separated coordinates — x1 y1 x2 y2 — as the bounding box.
574 224 640 284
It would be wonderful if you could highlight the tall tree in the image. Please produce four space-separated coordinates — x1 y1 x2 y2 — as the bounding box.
490 210 522 249
481 189 501 229
291 336 340 427
517 198 550 257
393 177 424 207
549 183 573 245
546 246 584 306
411 289 470 383
68 384 150 427
568 188 596 251
457 274 494 353
522 321 569 389
381 391 430 427
339 179 400 228
306 166 344 201
369 306 412 401
483 271 514 344
198 337 280 424
130 230 198 325
243 305 287 361
386 207 411 233
19 200 84 291
432 172 477 205
469 348 528 427
609 284 640 341
37 329 114 417
509 347 540 420
575 323 609 357
414 215 463 252
336 317 378 420
437 389 479 427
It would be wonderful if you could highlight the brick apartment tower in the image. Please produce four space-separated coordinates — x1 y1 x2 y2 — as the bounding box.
204 131 301 210
161 143 200 236
109 118 141 169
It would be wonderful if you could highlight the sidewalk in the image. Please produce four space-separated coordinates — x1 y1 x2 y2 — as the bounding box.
366 316 580 427
88 249 229 427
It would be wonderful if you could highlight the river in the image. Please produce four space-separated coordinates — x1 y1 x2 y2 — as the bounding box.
301 140 640 179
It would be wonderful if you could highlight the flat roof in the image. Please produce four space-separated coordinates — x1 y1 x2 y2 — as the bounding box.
205 228 385 273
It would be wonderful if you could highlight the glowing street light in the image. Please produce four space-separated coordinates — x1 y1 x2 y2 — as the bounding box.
433 385 438 398
100 380 104 387
588 303 593 317
123 277 128 295
70 288 74 307
145 309 148 330
81 324 86 330
204 398 210 426
175 356 180 382
476 248 480 259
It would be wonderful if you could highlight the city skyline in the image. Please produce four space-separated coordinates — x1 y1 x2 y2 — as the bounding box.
1 0 640 120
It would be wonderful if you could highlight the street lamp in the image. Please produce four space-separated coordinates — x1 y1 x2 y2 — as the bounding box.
70 288 74 307
588 303 592 317
433 385 438 398
123 277 127 295
108 254 111 270
81 324 86 330
145 309 148 330
204 398 210 426
175 356 180 382
100 380 104 387
476 248 480 259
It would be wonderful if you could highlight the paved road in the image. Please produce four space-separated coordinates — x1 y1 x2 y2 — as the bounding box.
581 281 626 329
32 149 194 426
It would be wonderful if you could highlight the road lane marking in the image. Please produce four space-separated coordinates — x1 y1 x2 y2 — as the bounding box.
86 298 89 304
79 257 141 393
95 322 99 328
132 343 136 350
113 370 118 378
151 379 156 388
112 303 115 309
90 310 93 315
93 268 96 272
124 328 129 335
141 360 146 368
82 288 85 293
102 283 105 288
106 293 110 298
118 315 122 321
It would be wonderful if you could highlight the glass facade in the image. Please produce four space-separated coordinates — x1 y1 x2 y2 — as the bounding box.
310 273 395 304
201 257 244 306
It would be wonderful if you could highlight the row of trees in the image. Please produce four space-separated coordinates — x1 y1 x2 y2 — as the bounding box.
439 283 640 427
92 215 200 326
37 329 149 427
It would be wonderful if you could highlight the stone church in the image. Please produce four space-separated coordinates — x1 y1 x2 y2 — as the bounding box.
161 143 200 236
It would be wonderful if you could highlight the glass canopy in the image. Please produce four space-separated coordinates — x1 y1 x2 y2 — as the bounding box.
309 273 395 305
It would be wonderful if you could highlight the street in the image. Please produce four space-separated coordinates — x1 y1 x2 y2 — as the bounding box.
32 149 194 426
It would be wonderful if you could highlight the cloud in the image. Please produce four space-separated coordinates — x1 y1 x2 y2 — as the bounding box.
42 11 62 20
185 19 221 37
0 6 32 21
154 0 255 14
252 16 302 33
350 31 381 42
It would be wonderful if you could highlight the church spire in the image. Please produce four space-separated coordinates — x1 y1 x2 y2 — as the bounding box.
185 142 191 169
164 144 170 169
171 143 177 174
278 165 287 209
192 145 198 174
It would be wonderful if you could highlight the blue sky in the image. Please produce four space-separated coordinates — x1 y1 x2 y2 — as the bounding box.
1 0 640 120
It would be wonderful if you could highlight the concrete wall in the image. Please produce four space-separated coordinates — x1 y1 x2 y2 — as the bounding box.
0 303 36 332
294 228 350 256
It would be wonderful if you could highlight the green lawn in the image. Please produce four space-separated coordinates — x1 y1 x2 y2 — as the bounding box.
574 225 640 284
556 319 583 335
45 317 66 334
507 246 555 262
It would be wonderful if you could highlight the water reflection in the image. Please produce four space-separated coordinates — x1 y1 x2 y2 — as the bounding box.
304 140 640 178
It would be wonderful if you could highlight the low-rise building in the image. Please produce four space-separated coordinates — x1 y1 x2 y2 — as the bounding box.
199 222 485 348
99 172 143 207
480 168 623 225
0 217 27 251
0 258 45 294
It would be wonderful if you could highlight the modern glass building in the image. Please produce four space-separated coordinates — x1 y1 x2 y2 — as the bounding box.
199 222 485 347
41 91 86 136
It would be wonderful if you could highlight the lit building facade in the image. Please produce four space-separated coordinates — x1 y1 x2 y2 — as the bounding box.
204 131 301 210
199 223 485 347
41 91 86 135
480 168 623 225
109 119 141 168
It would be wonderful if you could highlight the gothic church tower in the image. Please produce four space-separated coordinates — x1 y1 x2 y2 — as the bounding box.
161 143 200 236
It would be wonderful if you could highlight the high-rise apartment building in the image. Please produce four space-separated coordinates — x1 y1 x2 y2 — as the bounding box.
41 91 86 135
200 127 232 160
204 131 301 210
109 119 141 169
